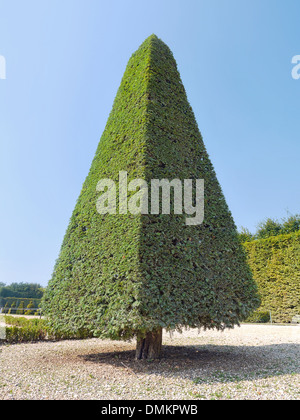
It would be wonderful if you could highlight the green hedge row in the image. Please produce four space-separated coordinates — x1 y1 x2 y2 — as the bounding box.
1 297 41 312
243 231 300 323
2 316 93 343
245 311 271 324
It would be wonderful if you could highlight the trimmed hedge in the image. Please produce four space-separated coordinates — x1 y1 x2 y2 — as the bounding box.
1 297 41 313
244 231 300 323
42 35 259 340
2 316 93 343
5 322 48 343
245 311 271 324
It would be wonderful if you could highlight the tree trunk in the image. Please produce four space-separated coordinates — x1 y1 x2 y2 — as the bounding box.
136 328 163 360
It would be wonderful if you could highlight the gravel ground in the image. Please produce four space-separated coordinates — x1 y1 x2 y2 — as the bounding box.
0 324 299 400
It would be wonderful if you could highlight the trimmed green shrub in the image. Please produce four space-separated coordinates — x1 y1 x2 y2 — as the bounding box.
25 301 34 316
2 316 93 343
16 301 25 315
3 316 47 343
244 231 300 323
5 324 47 343
8 301 16 315
245 311 271 324
42 35 259 357
3 302 9 314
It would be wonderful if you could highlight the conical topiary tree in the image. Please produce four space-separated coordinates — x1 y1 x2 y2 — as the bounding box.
42 35 260 359
3 302 9 314
25 301 34 316
8 302 16 315
16 301 25 315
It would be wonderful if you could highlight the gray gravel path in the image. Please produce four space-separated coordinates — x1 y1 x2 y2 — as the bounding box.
0 324 299 400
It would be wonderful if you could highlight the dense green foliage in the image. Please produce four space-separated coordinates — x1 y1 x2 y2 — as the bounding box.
244 231 300 323
1 316 92 343
3 316 48 343
239 214 300 242
43 35 259 339
245 310 271 324
0 282 44 301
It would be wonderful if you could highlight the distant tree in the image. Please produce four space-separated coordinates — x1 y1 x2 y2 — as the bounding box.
281 214 300 235
239 213 300 243
256 218 283 239
238 227 254 243
0 283 44 299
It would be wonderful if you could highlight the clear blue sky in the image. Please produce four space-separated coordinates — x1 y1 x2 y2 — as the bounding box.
0 0 299 286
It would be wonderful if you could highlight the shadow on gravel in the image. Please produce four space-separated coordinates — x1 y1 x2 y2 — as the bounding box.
80 343 300 384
